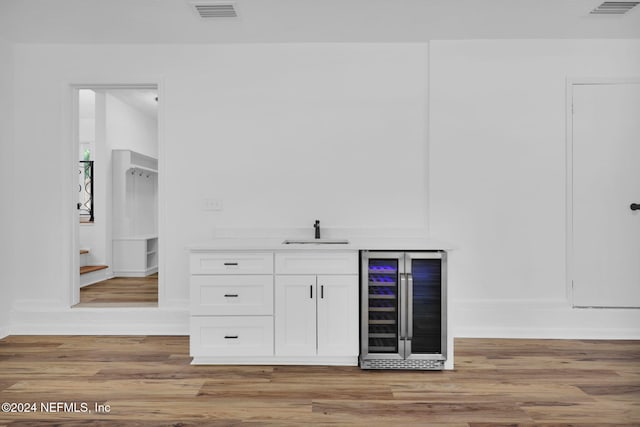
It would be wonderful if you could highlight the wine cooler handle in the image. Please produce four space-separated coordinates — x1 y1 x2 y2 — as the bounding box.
407 274 413 340
399 274 407 340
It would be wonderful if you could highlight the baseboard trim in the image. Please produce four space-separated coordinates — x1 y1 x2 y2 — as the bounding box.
453 298 640 339
80 269 113 287
9 308 189 335
191 356 358 366
161 298 189 310
111 267 158 277
456 326 640 340
12 299 66 311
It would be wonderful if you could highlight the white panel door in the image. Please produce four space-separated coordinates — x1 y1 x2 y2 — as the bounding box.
274 275 317 356
572 82 640 307
316 275 359 357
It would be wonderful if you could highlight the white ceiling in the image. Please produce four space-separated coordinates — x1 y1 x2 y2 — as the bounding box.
108 89 158 119
0 0 639 44
78 89 157 121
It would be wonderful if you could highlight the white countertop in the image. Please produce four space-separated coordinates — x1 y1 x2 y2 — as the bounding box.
187 236 453 251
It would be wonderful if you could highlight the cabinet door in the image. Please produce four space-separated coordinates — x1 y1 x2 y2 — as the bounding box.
317 275 359 357
275 275 317 356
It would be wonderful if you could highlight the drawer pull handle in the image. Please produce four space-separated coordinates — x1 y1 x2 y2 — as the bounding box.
224 262 239 266
224 335 239 339
224 294 239 298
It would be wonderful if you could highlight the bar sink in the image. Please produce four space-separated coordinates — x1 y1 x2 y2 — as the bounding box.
282 239 349 245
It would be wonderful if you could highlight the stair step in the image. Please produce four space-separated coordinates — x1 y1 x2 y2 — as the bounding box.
80 249 89 255
80 265 108 275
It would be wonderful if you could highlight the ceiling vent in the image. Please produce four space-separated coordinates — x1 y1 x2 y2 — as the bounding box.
192 2 238 19
590 1 639 14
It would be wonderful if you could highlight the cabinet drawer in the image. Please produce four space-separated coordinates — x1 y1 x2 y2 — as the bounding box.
191 252 273 275
190 316 274 357
191 275 273 316
275 251 358 275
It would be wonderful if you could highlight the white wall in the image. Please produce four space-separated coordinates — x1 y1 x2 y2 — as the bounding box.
106 93 158 158
108 93 159 237
430 39 640 338
78 89 95 146
0 37 14 337
161 45 428 306
9 43 428 332
9 40 639 339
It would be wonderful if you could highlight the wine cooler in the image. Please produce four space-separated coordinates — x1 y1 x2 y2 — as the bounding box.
360 251 446 370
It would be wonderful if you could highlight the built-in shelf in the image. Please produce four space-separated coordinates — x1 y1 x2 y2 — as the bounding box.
114 149 158 174
112 149 158 278
113 236 158 277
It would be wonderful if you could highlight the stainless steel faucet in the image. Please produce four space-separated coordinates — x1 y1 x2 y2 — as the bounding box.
314 220 320 239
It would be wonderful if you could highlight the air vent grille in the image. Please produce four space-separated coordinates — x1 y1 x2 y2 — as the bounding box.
590 1 639 14
192 2 238 18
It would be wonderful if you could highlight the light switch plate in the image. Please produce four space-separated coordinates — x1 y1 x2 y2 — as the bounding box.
203 198 223 211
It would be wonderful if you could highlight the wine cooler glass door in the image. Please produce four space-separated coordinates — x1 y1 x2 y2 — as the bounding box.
366 256 402 355
406 253 445 359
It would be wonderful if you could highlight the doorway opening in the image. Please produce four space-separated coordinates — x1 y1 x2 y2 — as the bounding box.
71 85 160 308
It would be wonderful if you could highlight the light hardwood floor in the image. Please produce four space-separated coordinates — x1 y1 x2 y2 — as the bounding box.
0 337 638 425
76 274 158 307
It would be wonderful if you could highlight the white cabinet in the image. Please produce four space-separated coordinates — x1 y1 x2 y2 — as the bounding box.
275 274 358 357
189 249 358 365
274 251 359 360
189 251 275 362
112 235 158 277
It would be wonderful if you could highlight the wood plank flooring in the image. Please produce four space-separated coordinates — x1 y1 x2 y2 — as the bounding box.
76 274 158 307
0 337 638 425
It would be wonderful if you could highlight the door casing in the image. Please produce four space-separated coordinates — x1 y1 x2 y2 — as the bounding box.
68 83 163 308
